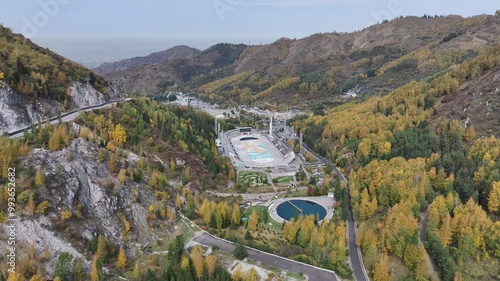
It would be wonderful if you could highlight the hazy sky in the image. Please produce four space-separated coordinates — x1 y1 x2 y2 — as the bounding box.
0 0 498 66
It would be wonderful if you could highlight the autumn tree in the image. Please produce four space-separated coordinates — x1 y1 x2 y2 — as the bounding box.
488 181 500 213
232 203 241 226
191 245 205 280
95 234 107 261
245 268 259 281
108 153 118 173
464 126 476 142
373 253 390 281
232 264 243 281
35 168 45 187
90 255 102 281
117 169 127 186
29 274 45 281
180 256 190 270
116 246 127 270
108 124 127 147
205 255 217 276
248 210 258 231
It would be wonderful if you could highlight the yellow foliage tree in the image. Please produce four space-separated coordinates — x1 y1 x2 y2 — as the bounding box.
205 255 217 276
116 246 127 270
170 158 176 171
181 256 190 270
29 274 45 281
118 169 127 185
245 268 259 281
248 210 258 231
60 208 72 221
232 203 241 226
191 245 205 280
373 253 390 281
95 234 107 260
90 255 101 281
35 168 45 187
488 181 500 213
464 126 476 142
232 264 243 281
108 124 127 147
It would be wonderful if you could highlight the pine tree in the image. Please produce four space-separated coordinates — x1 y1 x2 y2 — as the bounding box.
205 255 217 276
373 253 390 281
245 268 259 281
191 245 204 280
181 256 190 270
232 264 243 281
488 181 500 213
95 234 107 261
118 169 127 185
108 154 117 173
248 210 258 231
35 168 45 187
90 256 102 281
116 246 127 270
232 203 241 226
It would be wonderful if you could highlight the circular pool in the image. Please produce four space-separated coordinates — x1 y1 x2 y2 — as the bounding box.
276 199 327 221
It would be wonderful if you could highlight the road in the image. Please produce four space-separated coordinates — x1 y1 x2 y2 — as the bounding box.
192 232 340 281
301 143 369 281
8 98 133 139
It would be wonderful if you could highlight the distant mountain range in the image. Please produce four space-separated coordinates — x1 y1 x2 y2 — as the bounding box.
93 45 201 75
99 14 500 107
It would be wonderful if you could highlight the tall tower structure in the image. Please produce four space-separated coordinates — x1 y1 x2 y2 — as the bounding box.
269 114 273 136
299 132 303 155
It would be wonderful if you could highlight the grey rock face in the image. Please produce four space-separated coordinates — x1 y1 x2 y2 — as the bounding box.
0 82 121 134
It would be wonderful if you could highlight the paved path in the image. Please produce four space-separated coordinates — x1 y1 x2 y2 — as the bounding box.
192 232 340 281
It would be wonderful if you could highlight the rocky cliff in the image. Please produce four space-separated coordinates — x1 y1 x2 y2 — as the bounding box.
0 138 174 272
0 82 121 134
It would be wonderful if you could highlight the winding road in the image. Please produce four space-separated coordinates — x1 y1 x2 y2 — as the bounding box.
192 232 340 281
301 144 370 281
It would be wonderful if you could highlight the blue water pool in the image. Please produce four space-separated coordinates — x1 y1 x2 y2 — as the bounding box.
276 199 327 221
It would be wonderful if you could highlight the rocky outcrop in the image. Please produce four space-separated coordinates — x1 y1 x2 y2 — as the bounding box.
0 82 121 134
23 139 151 245
0 139 165 268
69 82 121 108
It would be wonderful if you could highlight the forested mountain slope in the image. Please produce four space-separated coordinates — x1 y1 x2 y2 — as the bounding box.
0 25 120 134
294 45 500 281
0 97 234 280
106 14 500 108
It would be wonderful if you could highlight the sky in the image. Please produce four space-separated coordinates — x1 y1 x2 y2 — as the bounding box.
0 0 498 67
